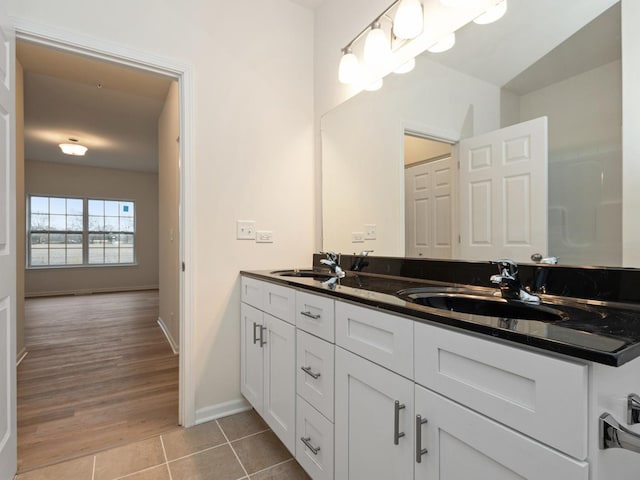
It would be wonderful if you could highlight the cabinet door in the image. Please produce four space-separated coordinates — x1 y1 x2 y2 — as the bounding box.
335 347 414 480
240 303 264 412
263 314 296 454
414 385 588 480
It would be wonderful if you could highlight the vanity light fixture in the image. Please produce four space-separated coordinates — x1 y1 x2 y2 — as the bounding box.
427 32 456 53
59 138 88 156
393 58 416 74
473 0 507 24
393 0 424 40
339 47 360 84
364 21 391 66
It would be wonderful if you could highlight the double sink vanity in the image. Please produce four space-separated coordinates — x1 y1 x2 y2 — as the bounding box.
240 254 640 479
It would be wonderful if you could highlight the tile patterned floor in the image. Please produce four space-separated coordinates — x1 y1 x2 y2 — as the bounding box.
15 410 311 480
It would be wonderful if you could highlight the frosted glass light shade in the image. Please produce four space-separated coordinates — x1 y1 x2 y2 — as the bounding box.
393 0 423 40
427 32 456 53
394 58 416 74
339 50 360 84
364 24 390 66
59 143 88 156
474 0 507 24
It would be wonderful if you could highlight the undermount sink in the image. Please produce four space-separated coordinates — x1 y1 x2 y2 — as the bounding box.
271 269 335 280
397 287 578 322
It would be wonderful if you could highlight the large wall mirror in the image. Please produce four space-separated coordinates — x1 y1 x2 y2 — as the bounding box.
322 0 623 267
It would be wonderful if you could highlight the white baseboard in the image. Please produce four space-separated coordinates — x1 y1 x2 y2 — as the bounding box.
16 348 28 366
195 398 252 425
157 317 179 354
25 285 159 298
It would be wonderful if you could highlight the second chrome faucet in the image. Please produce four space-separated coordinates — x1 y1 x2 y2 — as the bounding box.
490 259 541 305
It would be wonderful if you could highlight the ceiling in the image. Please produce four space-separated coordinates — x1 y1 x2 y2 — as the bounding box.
18 41 174 173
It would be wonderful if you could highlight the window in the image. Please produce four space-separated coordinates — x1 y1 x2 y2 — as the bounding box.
28 195 136 267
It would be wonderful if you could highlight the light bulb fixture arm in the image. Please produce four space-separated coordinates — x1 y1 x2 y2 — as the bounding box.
340 0 408 53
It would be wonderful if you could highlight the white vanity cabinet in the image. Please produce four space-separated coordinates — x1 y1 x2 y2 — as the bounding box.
240 277 296 453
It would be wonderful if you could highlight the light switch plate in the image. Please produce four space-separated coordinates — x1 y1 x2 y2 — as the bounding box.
352 231 365 243
256 230 274 243
236 220 256 240
365 224 377 240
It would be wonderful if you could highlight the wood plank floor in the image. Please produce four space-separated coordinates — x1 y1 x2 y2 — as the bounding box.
17 290 179 473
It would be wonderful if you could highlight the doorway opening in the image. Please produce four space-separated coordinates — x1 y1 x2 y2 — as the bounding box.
14 29 193 472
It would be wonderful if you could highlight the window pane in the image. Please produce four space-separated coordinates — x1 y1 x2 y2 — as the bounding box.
120 202 134 217
31 214 49 231
49 215 66 231
66 235 83 265
30 234 48 266
104 201 119 216
104 216 119 232
49 248 67 265
31 196 49 214
89 200 104 216
120 218 134 232
89 216 104 231
104 247 119 264
67 215 83 231
50 197 66 215
50 233 65 244
67 199 83 215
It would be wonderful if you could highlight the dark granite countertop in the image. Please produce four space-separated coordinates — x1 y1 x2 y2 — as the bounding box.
241 268 640 367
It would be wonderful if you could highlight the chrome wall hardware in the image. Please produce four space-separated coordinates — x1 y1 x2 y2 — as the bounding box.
600 413 640 454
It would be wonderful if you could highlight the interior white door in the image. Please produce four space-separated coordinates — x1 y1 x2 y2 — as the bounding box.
405 157 453 259
458 117 548 263
0 7 17 480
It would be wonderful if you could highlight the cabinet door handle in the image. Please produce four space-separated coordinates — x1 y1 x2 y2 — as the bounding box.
600 413 640 455
416 415 428 463
252 322 260 345
301 366 321 379
259 325 267 347
300 311 321 320
628 394 640 425
394 400 406 445
301 436 321 455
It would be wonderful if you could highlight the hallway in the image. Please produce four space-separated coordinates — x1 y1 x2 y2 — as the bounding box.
17 291 178 472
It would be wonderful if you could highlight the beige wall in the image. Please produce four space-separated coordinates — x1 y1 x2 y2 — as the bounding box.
16 60 25 360
24 160 159 296
158 81 180 349
7 0 315 419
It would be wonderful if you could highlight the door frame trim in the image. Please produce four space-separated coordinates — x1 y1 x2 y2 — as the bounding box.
10 17 196 427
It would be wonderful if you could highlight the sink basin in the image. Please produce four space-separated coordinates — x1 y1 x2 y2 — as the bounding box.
397 287 569 322
271 269 335 280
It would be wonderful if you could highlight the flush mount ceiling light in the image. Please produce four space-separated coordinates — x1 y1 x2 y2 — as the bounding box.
473 0 507 24
59 138 88 156
393 0 424 40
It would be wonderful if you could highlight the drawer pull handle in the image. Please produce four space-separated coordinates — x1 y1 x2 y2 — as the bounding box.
259 325 267 347
301 366 321 379
600 413 640 455
415 415 428 463
628 394 640 425
252 322 260 345
301 436 321 455
301 311 321 320
394 400 406 445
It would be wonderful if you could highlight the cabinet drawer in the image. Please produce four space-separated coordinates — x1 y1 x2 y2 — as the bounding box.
414 322 588 460
241 276 263 309
296 291 335 342
335 301 413 379
262 282 296 324
296 396 334 480
297 330 335 421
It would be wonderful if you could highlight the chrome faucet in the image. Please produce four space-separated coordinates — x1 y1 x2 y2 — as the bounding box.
490 259 540 305
320 251 345 278
351 250 373 272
